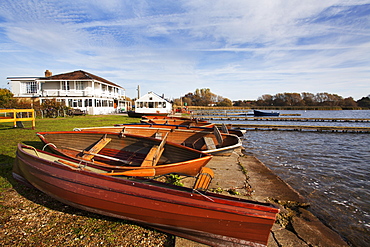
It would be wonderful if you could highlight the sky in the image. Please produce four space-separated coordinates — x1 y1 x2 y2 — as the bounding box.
0 0 369 101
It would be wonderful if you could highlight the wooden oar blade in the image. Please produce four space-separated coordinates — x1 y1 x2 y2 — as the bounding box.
101 168 156 177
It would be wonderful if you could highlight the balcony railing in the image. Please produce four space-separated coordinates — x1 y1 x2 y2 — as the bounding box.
40 89 122 98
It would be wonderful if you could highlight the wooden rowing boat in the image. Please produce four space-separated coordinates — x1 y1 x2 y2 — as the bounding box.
113 123 245 137
36 131 212 177
13 143 279 246
74 125 242 156
140 116 214 127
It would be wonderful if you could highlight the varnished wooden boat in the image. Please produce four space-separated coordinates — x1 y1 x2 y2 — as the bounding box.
36 131 212 177
13 143 279 246
74 125 242 156
114 123 245 137
140 116 214 127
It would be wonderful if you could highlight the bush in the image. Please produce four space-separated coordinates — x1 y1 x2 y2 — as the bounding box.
41 99 70 118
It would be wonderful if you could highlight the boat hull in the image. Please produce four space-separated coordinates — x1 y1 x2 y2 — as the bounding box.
141 116 214 127
127 110 168 118
13 144 279 246
253 110 280 116
37 131 212 176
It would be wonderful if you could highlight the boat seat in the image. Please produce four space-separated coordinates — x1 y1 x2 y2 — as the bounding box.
203 137 216 150
213 126 223 146
221 123 229 134
141 132 168 167
193 167 214 191
141 145 163 167
82 135 112 160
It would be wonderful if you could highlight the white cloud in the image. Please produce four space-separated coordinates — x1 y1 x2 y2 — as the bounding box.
0 0 369 100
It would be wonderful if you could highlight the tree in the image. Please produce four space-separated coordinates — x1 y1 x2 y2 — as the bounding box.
301 92 315 106
314 93 343 106
357 96 370 108
0 88 16 108
273 93 287 106
285 93 303 106
193 88 217 106
256 94 273 106
340 97 357 108
216 98 233 107
179 88 220 106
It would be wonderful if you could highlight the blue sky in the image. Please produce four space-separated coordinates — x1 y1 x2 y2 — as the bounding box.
0 0 369 101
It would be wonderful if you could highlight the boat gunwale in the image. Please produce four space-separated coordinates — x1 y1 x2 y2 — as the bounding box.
113 123 244 136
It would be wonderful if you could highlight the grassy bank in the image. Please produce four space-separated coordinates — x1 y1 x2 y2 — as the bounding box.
0 115 175 246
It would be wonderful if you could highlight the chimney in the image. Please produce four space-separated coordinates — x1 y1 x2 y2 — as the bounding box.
45 70 52 77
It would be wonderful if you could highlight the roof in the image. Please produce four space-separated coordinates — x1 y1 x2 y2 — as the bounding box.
136 92 170 103
7 77 39 80
40 70 123 89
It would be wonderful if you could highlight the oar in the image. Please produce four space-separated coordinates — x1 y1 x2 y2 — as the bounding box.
62 146 133 165
101 168 156 177
57 157 156 177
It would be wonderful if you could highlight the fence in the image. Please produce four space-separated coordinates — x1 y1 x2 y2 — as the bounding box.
0 109 35 129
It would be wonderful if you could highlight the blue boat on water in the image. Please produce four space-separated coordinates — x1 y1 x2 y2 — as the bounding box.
253 110 280 116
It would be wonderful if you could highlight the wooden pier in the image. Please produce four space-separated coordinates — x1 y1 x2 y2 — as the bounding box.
216 123 370 133
196 116 370 122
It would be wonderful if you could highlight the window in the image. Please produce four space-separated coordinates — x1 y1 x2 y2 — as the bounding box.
85 99 92 107
26 81 37 94
62 81 70 91
76 81 84 90
57 99 66 106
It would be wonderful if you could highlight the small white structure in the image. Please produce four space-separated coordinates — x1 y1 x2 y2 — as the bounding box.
128 92 172 117
7 70 131 115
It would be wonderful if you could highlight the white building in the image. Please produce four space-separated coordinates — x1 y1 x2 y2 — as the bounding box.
7 70 131 115
128 92 172 117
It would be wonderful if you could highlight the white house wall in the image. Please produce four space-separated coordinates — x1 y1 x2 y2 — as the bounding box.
11 81 21 96
134 92 172 114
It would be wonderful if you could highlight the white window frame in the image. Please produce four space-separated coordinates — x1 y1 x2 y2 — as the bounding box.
62 81 70 91
76 81 84 90
26 81 38 94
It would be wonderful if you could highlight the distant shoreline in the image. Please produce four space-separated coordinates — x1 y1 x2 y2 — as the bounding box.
185 106 368 110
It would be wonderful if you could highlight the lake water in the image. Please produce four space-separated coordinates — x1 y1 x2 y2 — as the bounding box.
212 110 370 247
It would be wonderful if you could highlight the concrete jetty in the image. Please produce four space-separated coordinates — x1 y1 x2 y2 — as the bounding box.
176 148 349 247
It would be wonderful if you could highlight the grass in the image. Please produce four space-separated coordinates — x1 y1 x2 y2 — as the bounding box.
0 115 139 187
0 115 175 246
